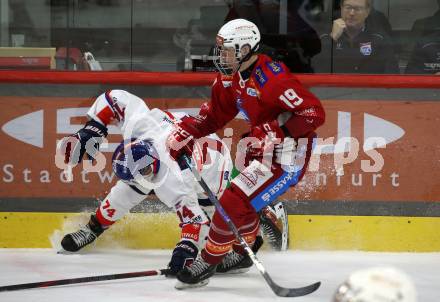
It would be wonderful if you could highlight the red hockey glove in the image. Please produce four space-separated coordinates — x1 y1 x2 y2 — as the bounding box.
246 120 285 162
166 123 195 161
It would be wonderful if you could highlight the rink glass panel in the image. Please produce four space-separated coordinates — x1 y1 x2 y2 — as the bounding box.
0 0 439 73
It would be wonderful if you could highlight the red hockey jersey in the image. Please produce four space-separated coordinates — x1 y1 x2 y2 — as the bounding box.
187 54 325 139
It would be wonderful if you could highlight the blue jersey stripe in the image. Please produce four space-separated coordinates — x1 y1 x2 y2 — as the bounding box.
250 169 302 212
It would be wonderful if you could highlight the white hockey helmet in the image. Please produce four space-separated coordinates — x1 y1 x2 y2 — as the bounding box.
333 267 417 302
213 18 261 75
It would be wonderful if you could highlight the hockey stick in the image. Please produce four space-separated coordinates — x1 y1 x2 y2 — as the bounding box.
182 155 320 297
0 269 169 292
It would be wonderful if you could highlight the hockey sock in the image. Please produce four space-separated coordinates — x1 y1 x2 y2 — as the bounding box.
95 208 115 229
201 187 258 264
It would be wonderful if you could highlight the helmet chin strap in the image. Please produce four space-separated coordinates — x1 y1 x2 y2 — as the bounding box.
237 43 260 72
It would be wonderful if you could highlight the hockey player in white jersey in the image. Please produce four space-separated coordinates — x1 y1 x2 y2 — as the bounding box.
57 89 233 275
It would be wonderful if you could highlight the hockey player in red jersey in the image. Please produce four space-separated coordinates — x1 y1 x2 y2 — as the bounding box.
166 18 325 288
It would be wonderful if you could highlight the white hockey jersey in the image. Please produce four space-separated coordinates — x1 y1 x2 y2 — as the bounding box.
87 90 232 244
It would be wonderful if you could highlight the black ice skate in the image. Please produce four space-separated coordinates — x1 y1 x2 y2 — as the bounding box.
216 235 263 274
175 256 217 289
60 215 104 252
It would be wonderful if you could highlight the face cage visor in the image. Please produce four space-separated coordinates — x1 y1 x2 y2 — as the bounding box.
213 44 241 76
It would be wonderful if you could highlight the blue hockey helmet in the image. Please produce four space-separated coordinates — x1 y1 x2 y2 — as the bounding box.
112 139 160 181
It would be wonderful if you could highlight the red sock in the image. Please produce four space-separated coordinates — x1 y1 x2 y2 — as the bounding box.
201 186 258 264
232 219 259 255
95 208 115 229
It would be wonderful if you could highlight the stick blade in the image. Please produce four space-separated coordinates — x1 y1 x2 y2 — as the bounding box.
272 281 321 297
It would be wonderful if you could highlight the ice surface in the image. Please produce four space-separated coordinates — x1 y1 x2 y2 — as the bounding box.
0 249 438 301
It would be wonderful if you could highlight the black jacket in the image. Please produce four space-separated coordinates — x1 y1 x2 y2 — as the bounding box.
406 31 440 74
314 26 399 74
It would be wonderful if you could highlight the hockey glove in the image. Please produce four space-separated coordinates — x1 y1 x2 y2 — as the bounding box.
166 123 195 161
60 119 108 165
166 240 198 277
245 121 285 162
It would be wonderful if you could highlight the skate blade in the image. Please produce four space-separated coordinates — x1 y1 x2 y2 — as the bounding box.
175 279 209 290
56 248 82 255
57 248 74 255
216 267 250 275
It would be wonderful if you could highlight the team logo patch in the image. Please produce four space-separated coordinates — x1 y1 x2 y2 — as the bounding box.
360 42 372 56
267 62 284 75
246 88 257 97
222 80 232 88
254 67 267 87
232 160 273 196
